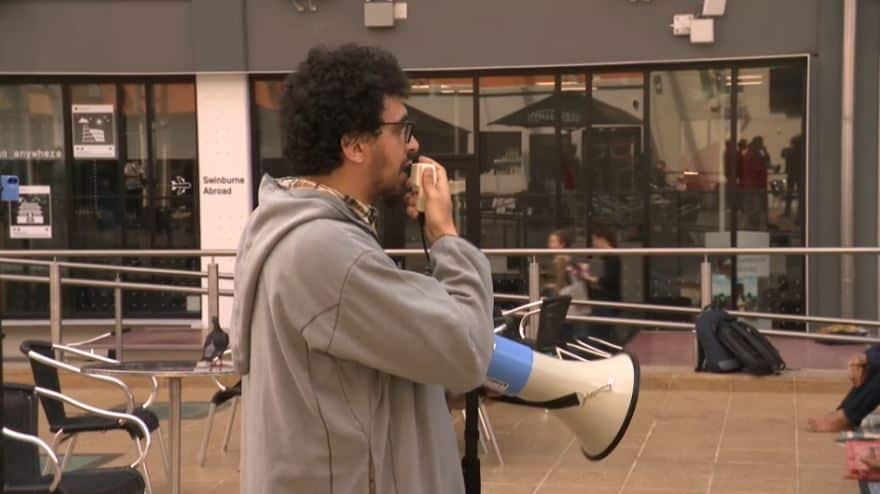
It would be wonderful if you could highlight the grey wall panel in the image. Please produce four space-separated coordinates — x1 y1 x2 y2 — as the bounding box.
809 0 842 320
246 0 821 72
853 0 880 320
0 0 193 73
192 0 247 71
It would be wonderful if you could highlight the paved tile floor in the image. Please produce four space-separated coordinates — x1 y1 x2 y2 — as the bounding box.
5 367 863 494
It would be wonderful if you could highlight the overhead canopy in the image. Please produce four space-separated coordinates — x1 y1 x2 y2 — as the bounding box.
489 92 641 128
406 104 471 154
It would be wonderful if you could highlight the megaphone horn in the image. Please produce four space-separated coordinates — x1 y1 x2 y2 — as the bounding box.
486 335 640 460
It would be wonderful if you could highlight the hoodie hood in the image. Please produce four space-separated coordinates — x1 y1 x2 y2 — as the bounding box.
230 174 374 374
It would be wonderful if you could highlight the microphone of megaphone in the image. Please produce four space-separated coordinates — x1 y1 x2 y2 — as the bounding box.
485 335 639 460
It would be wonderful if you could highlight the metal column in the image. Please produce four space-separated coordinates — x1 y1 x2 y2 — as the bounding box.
841 0 857 317
49 261 62 346
527 256 540 340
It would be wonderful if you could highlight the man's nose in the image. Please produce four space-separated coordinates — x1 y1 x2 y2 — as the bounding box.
407 135 420 154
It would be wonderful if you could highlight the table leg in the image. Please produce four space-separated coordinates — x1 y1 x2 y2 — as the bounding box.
169 377 182 494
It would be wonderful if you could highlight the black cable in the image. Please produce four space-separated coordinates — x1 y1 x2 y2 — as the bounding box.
418 212 431 273
415 203 477 491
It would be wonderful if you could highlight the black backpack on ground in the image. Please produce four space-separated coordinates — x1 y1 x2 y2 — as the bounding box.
695 307 741 373
696 307 786 376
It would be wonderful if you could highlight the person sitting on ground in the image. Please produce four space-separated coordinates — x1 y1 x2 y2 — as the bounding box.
807 344 880 432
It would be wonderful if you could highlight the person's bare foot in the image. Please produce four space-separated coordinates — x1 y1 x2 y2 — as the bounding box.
806 411 851 432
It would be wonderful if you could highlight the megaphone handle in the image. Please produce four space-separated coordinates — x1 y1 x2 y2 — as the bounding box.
493 392 581 410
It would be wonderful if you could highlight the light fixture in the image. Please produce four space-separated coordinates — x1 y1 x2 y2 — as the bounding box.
291 0 317 13
364 0 408 28
689 18 714 43
701 0 727 17
670 0 726 44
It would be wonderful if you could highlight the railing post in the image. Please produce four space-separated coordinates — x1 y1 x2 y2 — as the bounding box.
49 261 62 346
700 256 712 309
527 256 540 340
207 261 219 326
114 274 123 362
697 256 712 366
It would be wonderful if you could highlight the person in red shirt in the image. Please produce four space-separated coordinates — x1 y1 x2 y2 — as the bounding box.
739 136 772 228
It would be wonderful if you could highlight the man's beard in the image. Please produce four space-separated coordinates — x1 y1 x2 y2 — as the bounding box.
381 193 403 208
379 179 407 207
378 157 413 207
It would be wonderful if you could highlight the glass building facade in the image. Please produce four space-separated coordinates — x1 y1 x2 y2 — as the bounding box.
0 78 201 318
252 58 807 327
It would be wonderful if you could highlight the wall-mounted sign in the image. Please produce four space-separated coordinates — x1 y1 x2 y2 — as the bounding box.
72 104 116 159
9 185 52 239
0 149 63 161
170 176 192 195
201 175 245 196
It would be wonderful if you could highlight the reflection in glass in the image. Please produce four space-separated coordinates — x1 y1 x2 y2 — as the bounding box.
122 84 148 247
70 83 120 249
0 83 65 316
479 75 555 294
253 80 287 179
407 78 473 155
589 73 645 303
142 82 201 316
151 82 197 249
648 69 731 307
734 65 805 328
403 78 474 266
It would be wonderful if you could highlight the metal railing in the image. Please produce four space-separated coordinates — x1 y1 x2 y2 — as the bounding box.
1 246 880 362
400 246 880 344
0 253 235 361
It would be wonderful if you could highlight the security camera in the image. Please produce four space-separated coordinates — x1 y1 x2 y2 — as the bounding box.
702 0 726 17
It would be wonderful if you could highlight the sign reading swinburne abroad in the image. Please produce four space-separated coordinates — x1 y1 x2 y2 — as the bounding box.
202 175 245 196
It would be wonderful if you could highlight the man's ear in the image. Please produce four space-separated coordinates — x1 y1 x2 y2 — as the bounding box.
341 133 371 165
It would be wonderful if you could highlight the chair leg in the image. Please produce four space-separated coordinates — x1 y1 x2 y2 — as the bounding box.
478 424 488 454
59 434 79 473
221 397 239 453
155 426 171 479
43 430 65 475
479 403 504 466
197 403 217 467
136 438 153 494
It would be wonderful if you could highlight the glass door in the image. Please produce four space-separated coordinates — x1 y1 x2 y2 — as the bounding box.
647 68 732 309
584 72 647 303
65 80 200 318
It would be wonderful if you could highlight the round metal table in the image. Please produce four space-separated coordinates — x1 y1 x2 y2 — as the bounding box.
83 361 236 494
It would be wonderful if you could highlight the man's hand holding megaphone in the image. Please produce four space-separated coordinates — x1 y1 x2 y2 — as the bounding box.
404 156 458 246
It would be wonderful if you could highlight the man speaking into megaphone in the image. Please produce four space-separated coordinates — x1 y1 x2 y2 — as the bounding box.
230 44 496 494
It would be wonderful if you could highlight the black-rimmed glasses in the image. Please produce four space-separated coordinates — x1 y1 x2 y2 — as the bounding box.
379 120 415 143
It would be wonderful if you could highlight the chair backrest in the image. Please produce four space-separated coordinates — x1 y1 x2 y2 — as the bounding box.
535 295 572 352
20 340 67 424
3 383 43 486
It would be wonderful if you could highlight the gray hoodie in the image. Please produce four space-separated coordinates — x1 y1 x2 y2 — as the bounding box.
231 175 495 493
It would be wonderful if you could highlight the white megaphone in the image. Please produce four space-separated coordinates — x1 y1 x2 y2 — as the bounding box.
485 335 639 460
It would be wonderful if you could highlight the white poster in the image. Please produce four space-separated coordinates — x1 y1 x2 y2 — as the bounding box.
10 185 52 239
705 231 770 277
72 104 116 159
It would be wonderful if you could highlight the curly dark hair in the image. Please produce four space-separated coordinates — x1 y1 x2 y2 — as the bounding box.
279 44 410 176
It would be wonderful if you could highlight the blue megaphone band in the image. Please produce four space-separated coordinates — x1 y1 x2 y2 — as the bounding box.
486 335 534 395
